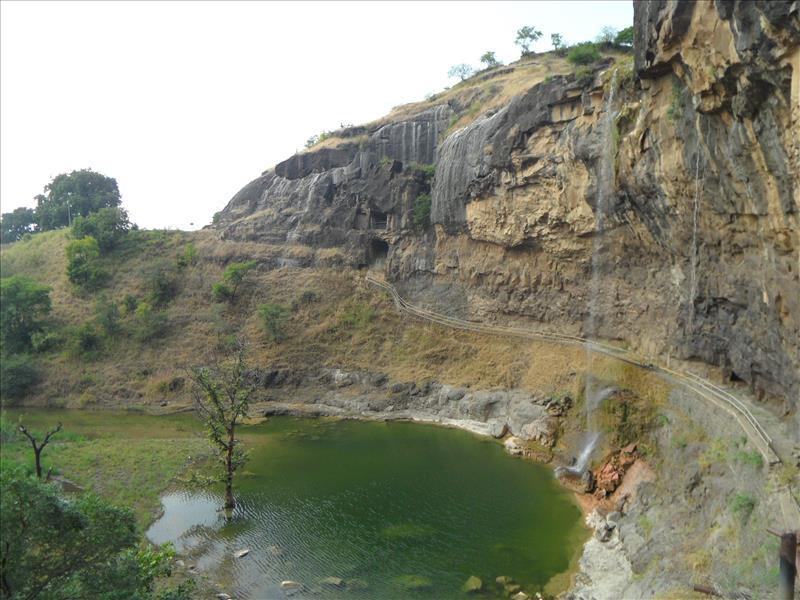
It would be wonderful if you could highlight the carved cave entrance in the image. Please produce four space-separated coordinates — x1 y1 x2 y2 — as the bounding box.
369 238 389 266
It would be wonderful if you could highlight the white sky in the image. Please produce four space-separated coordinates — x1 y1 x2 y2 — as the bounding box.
1 1 633 230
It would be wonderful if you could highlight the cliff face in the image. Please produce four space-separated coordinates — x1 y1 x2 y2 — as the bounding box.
215 0 800 411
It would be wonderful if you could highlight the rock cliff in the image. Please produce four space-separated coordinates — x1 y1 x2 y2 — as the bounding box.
214 1 799 412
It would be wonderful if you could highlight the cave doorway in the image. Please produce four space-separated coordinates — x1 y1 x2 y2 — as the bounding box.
369 238 389 267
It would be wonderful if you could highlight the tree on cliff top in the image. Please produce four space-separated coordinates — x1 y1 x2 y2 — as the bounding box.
36 169 121 231
515 25 542 55
479 51 500 69
447 63 474 82
0 207 37 243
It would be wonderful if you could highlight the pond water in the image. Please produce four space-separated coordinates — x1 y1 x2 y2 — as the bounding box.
145 417 586 599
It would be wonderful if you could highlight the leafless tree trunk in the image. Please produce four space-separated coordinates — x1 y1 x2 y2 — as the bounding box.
18 423 62 479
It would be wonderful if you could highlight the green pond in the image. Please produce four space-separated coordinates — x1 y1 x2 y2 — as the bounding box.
3 410 586 599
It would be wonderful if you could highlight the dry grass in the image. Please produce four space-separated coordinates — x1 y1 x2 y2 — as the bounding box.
2 227 668 413
299 49 631 158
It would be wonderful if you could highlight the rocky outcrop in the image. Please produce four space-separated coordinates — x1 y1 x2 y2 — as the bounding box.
255 367 563 446
215 1 799 411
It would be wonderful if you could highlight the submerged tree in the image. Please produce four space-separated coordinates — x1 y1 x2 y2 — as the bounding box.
188 340 256 510
18 422 62 479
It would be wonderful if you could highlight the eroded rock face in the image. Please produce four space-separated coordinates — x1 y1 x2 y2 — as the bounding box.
215 1 799 410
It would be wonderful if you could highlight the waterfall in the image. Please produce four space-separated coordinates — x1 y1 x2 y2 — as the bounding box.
558 71 618 478
687 122 704 335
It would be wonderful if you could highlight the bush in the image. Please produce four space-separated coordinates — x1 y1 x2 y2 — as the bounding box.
730 492 756 522
0 276 52 353
213 260 256 302
414 194 431 228
0 354 39 402
175 242 197 269
615 26 633 46
71 206 132 252
408 163 435 179
143 262 179 307
212 282 233 303
122 294 139 315
67 322 103 358
31 330 64 353
66 236 107 290
133 302 167 342
258 303 290 342
568 42 601 65
95 295 121 337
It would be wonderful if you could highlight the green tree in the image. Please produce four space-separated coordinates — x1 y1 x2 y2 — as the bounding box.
66 322 103 358
615 26 634 46
213 261 256 303
479 51 500 69
133 302 167 342
143 261 179 307
35 169 121 231
568 42 601 66
175 242 197 269
258 303 290 342
0 461 178 600
0 276 52 353
0 207 37 243
551 33 565 54
65 236 107 290
414 193 431 229
447 63 474 81
0 354 39 402
596 25 617 44
71 207 132 252
188 341 256 510
95 295 121 337
515 25 543 55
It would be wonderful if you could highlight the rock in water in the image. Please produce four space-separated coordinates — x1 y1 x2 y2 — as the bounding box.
320 576 344 587
463 575 483 593
496 575 513 586
234 549 250 558
512 592 531 600
280 580 302 589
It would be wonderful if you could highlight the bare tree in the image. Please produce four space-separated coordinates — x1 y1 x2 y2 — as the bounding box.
18 422 62 479
188 340 256 510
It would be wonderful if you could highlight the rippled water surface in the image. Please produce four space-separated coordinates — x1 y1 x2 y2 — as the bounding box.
147 417 585 599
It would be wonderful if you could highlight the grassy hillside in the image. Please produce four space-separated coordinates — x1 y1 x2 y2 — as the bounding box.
0 227 667 412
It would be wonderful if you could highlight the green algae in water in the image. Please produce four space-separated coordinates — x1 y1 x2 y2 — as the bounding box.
1 410 586 599
149 417 586 599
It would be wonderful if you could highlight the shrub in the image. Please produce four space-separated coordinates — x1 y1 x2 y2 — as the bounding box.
175 242 197 269
66 236 107 290
730 492 756 522
213 261 256 302
121 294 139 315
414 194 432 228
133 302 167 342
0 354 39 402
409 163 435 179
143 262 179 307
95 295 121 337
67 322 103 358
71 206 132 252
0 276 52 353
212 282 233 302
568 42 601 65
573 66 594 86
734 450 764 469
615 26 633 46
258 303 290 342
31 330 64 353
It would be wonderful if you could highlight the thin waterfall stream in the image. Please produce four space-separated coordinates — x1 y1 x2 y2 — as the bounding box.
558 71 618 478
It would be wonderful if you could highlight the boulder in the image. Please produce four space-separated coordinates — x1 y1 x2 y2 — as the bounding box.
504 436 525 456
512 592 530 600
463 575 482 593
235 549 250 558
496 576 513 586
320 576 344 587
280 581 302 590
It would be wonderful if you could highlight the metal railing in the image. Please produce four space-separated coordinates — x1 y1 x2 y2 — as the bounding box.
365 275 780 464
